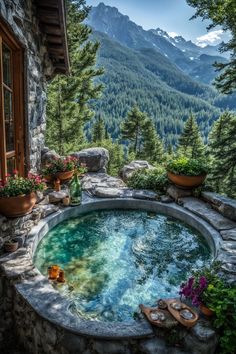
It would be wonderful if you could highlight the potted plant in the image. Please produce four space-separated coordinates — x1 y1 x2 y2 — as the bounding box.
0 172 45 217
4 238 19 252
41 157 84 182
179 264 236 354
166 157 208 189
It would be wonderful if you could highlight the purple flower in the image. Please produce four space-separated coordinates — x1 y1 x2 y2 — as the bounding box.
199 276 208 289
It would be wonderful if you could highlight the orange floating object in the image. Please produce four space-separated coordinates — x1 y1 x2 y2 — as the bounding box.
48 265 60 280
57 270 65 283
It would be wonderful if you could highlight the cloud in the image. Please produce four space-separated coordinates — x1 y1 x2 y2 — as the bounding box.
168 31 179 38
196 30 223 47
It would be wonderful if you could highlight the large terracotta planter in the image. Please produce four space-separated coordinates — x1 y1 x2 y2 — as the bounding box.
0 192 37 217
167 172 207 189
55 170 74 182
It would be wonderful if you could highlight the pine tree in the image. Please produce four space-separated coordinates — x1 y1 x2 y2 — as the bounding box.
46 0 104 155
141 118 164 163
121 106 146 155
92 114 106 142
208 112 236 197
178 114 205 158
187 0 236 94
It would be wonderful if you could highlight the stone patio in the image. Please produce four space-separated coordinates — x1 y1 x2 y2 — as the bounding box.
1 165 236 353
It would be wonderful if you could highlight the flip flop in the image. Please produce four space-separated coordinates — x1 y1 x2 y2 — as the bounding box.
164 299 198 328
139 304 178 328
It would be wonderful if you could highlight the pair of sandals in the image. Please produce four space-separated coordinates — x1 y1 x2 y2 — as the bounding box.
140 298 198 328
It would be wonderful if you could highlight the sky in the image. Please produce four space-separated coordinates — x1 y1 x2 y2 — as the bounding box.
86 0 230 47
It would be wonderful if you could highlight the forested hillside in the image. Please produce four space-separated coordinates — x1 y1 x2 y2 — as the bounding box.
87 31 227 146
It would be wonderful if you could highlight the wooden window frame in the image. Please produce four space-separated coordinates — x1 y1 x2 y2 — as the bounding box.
0 17 25 181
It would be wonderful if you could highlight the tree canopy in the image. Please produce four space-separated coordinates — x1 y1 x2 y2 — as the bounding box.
187 0 236 94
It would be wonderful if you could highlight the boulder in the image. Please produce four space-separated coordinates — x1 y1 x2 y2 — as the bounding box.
81 173 126 192
71 148 109 173
41 149 60 166
167 185 192 201
121 160 154 181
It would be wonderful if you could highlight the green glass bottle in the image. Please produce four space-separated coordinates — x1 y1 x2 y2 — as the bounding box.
69 171 81 206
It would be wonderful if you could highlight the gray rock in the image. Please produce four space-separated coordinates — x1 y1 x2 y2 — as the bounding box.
38 204 59 218
35 191 44 204
220 263 236 274
41 149 60 166
0 237 4 249
48 191 68 204
81 173 126 191
121 160 154 181
133 189 158 200
184 333 217 354
93 187 124 198
167 185 192 201
202 192 236 221
139 338 169 354
160 195 173 203
191 320 216 342
92 341 131 354
181 197 236 231
221 229 236 241
59 332 87 353
13 235 26 248
71 147 109 173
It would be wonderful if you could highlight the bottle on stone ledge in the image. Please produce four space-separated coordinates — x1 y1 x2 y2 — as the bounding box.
69 170 81 206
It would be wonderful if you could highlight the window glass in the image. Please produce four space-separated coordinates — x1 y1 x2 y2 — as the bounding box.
7 157 16 175
2 44 11 87
4 89 14 152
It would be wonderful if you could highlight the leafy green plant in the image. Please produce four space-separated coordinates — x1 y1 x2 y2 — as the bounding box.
127 167 169 193
167 157 208 176
180 263 236 354
0 173 45 198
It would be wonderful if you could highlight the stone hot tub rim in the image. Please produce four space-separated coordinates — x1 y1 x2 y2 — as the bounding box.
17 197 222 340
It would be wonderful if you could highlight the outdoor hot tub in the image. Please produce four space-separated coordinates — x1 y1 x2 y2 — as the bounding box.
12 197 221 353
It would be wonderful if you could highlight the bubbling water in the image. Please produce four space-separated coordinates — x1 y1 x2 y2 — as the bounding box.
34 210 211 322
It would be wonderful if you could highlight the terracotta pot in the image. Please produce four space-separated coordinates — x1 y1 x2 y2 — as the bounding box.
0 192 37 217
167 172 207 189
55 170 74 182
4 240 19 252
200 304 214 317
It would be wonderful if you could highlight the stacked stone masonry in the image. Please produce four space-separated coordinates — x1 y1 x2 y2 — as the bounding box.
0 0 54 172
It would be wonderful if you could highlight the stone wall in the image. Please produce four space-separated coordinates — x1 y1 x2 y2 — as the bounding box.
0 0 54 172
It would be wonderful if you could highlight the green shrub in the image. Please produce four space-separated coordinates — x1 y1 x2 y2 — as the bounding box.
167 157 208 176
127 167 169 193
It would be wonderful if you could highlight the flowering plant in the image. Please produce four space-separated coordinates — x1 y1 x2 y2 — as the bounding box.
179 263 224 308
41 157 81 176
0 172 45 198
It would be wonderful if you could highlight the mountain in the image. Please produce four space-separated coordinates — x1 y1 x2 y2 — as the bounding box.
85 3 235 146
87 2 227 84
87 31 224 146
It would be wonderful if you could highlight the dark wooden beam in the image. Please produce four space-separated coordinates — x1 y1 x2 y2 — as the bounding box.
35 0 69 75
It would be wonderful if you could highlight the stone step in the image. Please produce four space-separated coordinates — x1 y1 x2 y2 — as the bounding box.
180 197 236 231
201 191 236 221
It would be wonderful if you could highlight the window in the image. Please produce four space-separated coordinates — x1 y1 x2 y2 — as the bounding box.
0 19 25 181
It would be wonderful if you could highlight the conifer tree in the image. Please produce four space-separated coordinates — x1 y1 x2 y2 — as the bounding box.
178 114 205 158
208 112 236 197
121 106 146 155
141 118 164 163
46 0 104 155
92 114 106 142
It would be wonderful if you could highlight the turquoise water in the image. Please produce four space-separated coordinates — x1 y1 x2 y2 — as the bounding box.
34 210 211 322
